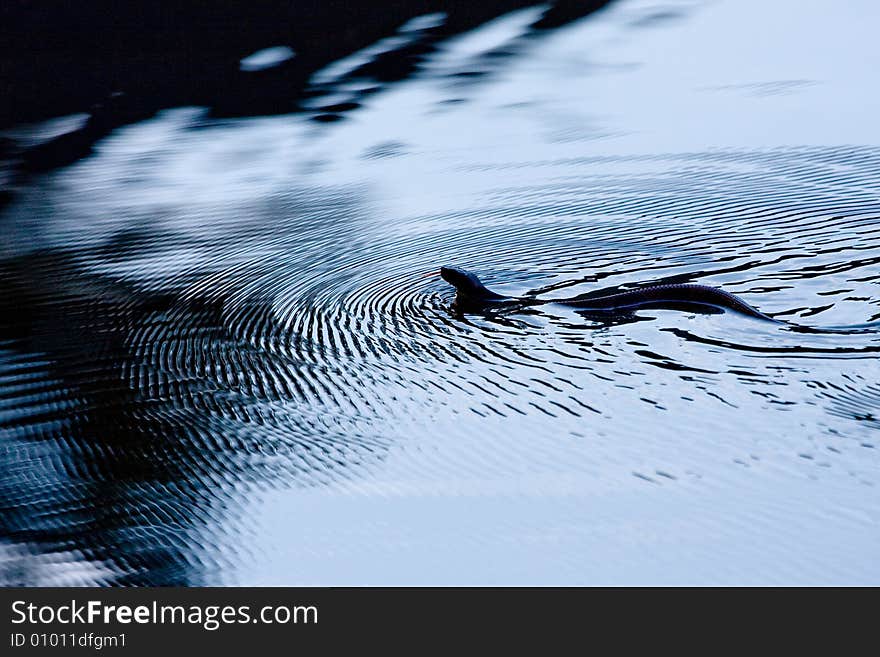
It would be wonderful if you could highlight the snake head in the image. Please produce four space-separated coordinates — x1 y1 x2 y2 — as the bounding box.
440 266 483 294
440 266 508 304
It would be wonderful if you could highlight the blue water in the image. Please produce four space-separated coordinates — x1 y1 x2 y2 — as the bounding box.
1 0 879 585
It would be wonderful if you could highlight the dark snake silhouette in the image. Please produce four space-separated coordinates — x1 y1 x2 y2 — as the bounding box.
440 265 778 320
439 266 880 336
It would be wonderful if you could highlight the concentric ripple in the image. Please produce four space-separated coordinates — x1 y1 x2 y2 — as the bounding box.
3 142 880 583
2 0 880 585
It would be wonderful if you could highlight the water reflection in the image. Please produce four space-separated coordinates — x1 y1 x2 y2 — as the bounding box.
1 0 879 584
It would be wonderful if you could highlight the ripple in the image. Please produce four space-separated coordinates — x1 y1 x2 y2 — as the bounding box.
3 1 880 584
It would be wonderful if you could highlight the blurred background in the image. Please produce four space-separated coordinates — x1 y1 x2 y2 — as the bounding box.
1 0 879 585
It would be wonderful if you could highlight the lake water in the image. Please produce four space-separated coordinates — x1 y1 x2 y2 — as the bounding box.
1 0 879 585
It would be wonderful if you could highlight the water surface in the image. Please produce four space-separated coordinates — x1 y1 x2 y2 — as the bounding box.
1 0 879 585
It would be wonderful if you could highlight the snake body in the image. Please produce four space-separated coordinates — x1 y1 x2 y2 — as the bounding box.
440 266 777 321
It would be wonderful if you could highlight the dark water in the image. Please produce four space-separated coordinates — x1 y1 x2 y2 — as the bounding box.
2 0 879 585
